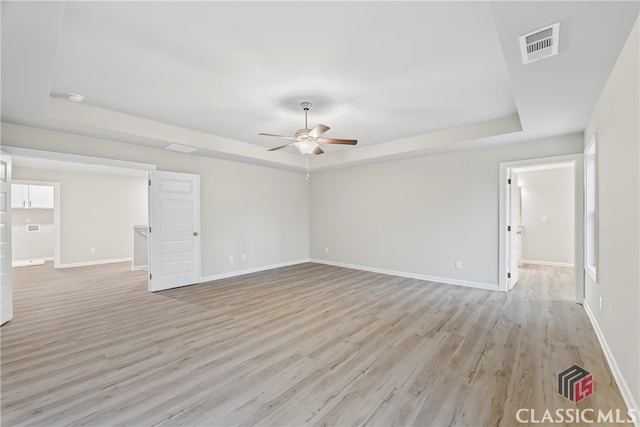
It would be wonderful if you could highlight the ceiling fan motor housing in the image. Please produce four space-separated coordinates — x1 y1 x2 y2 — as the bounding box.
295 128 313 140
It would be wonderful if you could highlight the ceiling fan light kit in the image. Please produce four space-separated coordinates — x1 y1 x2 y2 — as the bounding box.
295 141 320 155
259 102 357 156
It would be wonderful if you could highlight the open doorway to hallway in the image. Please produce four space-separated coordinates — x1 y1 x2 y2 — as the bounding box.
499 154 584 303
510 163 575 291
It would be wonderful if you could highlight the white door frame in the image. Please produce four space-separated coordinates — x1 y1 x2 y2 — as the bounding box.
11 179 60 267
506 169 521 290
1 151 13 325
499 154 584 303
1 147 156 270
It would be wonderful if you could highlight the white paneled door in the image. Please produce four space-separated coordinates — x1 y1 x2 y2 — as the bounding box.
148 170 200 292
1 152 13 325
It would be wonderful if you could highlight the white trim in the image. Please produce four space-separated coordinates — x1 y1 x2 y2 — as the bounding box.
310 258 500 291
200 258 500 292
584 135 599 283
585 264 597 283
131 265 148 271
12 257 53 267
199 259 310 283
583 301 640 427
57 257 132 269
521 260 575 268
2 147 157 171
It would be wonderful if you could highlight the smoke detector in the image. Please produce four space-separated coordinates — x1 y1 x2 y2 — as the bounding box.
519 22 560 64
67 93 84 103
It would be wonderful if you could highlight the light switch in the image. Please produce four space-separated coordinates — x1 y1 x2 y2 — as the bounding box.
542 215 549 223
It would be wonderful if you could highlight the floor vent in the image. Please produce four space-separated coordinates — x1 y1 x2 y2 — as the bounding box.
519 22 560 64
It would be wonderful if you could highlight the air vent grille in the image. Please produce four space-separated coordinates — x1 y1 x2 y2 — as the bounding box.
165 144 197 154
519 22 560 64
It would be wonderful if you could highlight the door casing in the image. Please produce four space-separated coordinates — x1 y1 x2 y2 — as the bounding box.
499 154 584 303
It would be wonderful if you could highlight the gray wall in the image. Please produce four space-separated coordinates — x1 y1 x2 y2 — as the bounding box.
518 167 574 266
12 167 148 266
584 17 639 414
309 133 583 287
12 208 54 261
2 123 310 277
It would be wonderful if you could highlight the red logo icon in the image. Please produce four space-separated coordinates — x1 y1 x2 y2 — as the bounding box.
558 365 593 402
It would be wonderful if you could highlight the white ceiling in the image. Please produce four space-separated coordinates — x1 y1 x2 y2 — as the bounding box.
2 1 638 172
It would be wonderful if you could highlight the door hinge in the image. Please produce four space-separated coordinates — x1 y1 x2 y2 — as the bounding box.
149 180 151 186
507 272 511 279
148 227 151 233
149 273 152 280
507 225 511 232
508 178 511 185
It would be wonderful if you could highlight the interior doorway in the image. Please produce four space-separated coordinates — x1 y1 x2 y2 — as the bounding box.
10 180 58 267
8 147 200 290
499 154 584 303
10 156 149 270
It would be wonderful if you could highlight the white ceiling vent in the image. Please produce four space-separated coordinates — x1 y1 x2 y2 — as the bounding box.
165 143 197 154
519 22 560 64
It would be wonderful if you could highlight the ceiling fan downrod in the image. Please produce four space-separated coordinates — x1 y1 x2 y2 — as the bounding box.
301 101 311 129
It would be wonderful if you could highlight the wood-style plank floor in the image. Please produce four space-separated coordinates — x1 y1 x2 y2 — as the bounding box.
1 262 628 426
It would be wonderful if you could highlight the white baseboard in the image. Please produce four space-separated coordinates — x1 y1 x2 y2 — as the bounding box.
309 258 500 291
131 265 148 271
199 258 499 293
521 259 575 268
583 301 640 427
57 257 132 269
12 257 52 267
199 258 310 283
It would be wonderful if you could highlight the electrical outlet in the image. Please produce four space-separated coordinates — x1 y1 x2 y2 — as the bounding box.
455 261 462 269
90 248 96 254
242 253 247 261
229 255 234 263
599 297 603 311
325 247 329 254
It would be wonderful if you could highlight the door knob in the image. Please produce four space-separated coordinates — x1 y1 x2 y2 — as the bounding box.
193 232 199 237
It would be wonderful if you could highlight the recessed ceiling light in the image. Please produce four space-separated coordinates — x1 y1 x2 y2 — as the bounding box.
67 93 84 103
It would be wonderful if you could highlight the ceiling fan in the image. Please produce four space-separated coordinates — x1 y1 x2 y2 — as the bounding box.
259 102 357 155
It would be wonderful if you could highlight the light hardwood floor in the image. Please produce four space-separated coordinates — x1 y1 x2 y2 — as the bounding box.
1 262 628 426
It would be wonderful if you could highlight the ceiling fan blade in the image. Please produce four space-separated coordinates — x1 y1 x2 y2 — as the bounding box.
312 146 324 155
267 143 295 151
321 138 358 145
258 133 297 140
309 124 330 138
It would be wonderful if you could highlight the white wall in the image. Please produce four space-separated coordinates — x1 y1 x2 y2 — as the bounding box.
11 208 54 261
12 166 148 266
518 167 574 266
310 133 583 288
2 123 310 277
584 17 639 416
